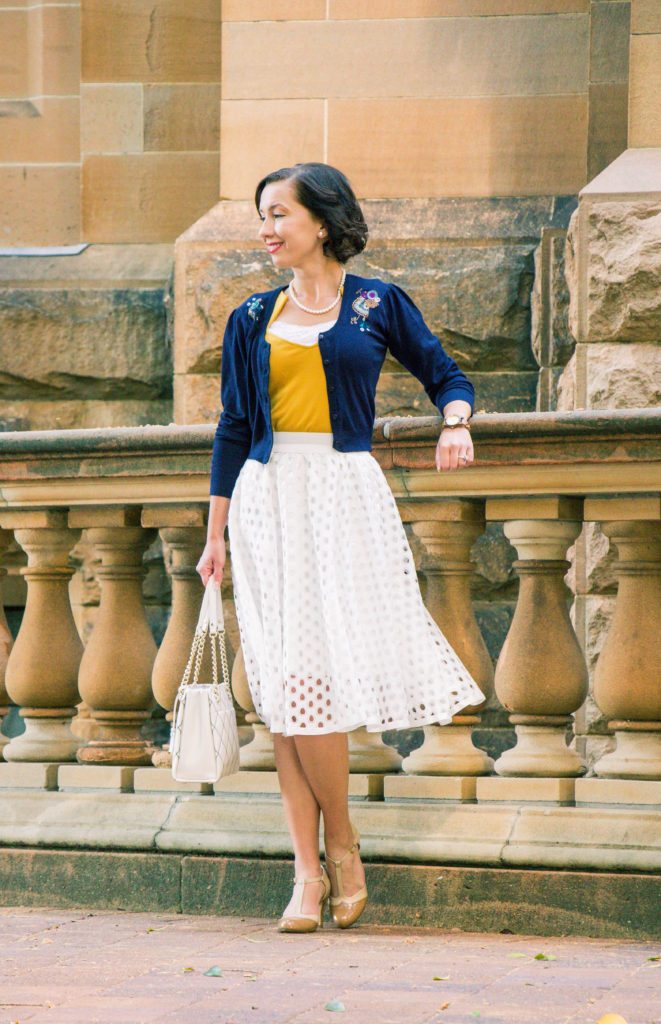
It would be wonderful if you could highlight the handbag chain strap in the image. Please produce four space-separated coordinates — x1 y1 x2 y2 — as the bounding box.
178 582 232 697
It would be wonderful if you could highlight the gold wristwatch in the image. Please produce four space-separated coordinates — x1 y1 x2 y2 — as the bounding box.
441 414 471 430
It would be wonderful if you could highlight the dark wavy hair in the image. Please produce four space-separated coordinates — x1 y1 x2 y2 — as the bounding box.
254 162 368 264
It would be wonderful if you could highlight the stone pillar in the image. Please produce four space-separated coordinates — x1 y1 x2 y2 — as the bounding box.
561 145 661 766
588 508 661 779
399 501 494 776
0 510 83 762
70 507 157 766
231 643 275 770
487 499 588 777
0 529 15 760
348 728 402 773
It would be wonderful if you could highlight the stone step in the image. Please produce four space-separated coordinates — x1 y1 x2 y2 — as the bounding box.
0 845 659 941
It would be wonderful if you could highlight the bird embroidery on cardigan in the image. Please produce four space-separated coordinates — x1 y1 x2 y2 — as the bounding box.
350 288 381 332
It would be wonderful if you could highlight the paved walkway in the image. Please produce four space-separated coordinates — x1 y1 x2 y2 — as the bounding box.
0 908 658 1024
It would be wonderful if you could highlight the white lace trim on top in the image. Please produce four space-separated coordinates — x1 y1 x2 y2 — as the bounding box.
269 317 337 348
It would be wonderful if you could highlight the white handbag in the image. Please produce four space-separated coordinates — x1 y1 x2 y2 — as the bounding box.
170 577 241 783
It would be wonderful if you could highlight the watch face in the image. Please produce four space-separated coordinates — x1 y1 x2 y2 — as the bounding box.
445 415 461 426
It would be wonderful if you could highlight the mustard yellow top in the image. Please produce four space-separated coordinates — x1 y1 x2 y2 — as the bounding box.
266 288 340 432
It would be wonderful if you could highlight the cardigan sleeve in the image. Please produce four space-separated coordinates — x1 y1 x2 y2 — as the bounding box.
209 308 253 499
383 283 475 416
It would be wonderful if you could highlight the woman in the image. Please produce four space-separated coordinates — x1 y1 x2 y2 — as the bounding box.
197 162 486 934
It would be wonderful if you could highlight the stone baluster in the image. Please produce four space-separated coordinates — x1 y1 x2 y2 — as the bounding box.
488 499 588 777
399 501 494 775
69 507 157 765
0 510 83 762
232 643 275 770
0 529 15 759
141 508 208 768
588 509 661 779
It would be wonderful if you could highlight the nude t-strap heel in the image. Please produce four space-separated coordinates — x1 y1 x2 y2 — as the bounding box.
325 823 368 929
277 865 331 933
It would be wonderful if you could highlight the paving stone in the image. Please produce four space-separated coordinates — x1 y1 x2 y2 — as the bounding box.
0 910 659 1024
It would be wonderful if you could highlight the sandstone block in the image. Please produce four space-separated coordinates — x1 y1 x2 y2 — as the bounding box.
0 166 80 246
173 373 219 425
629 34 661 147
222 17 588 101
531 229 573 371
566 521 617 597
0 287 171 401
81 84 142 155
631 0 661 33
219 99 324 200
82 0 221 84
0 98 79 163
0 10 28 97
223 0 325 17
589 1 630 85
83 154 219 243
566 202 661 344
40 4 81 96
588 83 629 181
330 95 587 198
144 84 220 152
355 244 537 372
330 1 588 15
0 398 171 433
558 343 661 410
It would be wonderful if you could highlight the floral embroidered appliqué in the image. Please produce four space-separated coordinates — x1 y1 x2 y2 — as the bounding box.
350 288 380 332
246 296 264 322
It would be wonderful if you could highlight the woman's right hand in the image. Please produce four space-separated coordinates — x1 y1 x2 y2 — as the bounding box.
196 537 226 586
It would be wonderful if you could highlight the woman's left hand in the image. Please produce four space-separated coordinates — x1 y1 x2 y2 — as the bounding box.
435 426 474 472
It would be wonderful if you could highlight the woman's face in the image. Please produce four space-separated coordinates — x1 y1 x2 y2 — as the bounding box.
257 179 327 268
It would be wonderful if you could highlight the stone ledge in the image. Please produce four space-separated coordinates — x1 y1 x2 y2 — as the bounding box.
475 777 575 805
384 775 477 801
0 846 659 940
575 778 661 806
58 765 137 793
0 789 659 873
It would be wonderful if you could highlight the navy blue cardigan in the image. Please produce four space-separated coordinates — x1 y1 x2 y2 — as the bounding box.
210 272 474 498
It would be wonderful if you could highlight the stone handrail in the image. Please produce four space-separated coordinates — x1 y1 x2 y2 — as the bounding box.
0 408 659 791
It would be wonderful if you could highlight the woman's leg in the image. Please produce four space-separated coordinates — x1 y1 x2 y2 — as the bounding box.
292 732 366 898
272 732 326 916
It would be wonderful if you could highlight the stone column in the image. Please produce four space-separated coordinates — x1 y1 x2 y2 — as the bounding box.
561 144 661 766
488 499 588 777
0 510 83 762
589 509 661 779
70 507 157 766
231 643 275 770
399 501 494 776
0 529 15 760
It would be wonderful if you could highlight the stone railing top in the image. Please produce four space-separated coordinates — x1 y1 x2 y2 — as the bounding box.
0 409 659 508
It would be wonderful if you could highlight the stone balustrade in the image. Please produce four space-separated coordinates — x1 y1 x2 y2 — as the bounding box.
0 410 659 819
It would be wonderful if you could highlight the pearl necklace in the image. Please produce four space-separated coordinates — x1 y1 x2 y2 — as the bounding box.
288 268 346 315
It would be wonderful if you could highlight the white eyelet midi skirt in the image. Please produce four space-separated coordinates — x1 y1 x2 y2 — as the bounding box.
227 430 486 737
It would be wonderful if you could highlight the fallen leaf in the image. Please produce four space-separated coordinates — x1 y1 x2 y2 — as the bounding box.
647 956 661 961
508 953 527 958
183 967 195 972
433 976 450 981
324 999 346 1012
204 966 223 977
534 953 557 961
439 1003 450 1011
